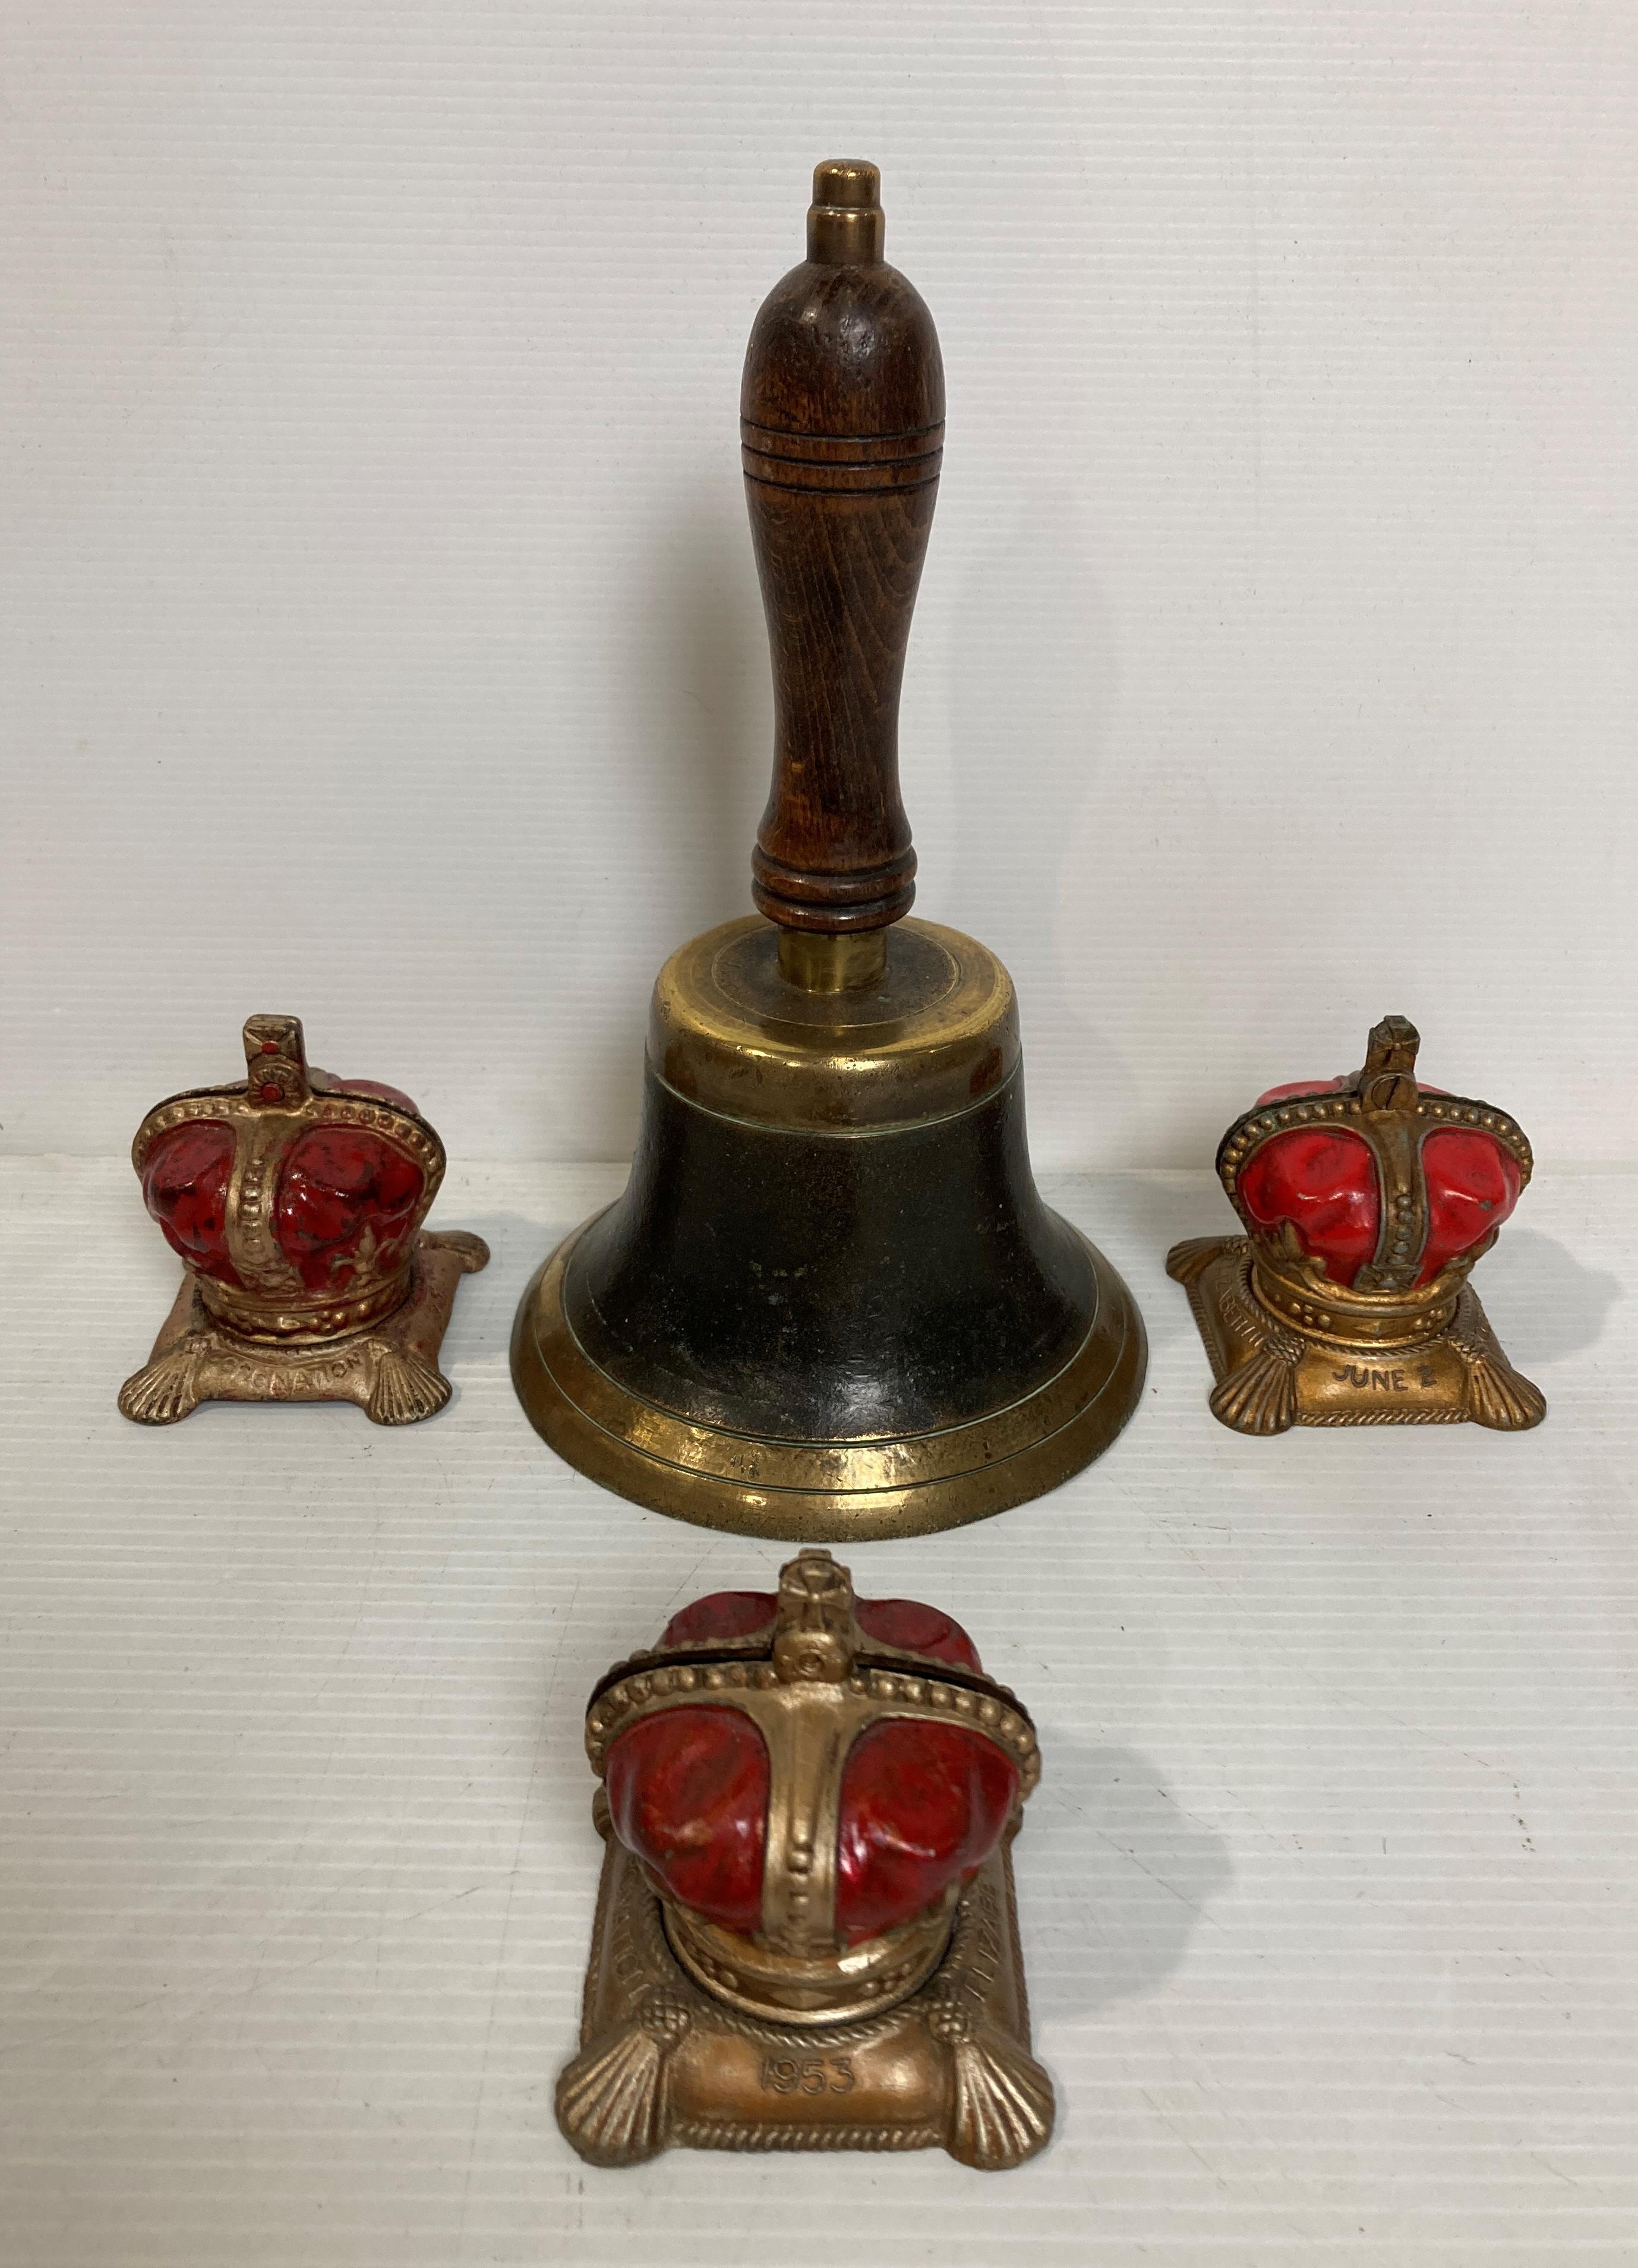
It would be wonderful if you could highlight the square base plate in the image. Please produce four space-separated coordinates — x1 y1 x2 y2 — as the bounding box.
1167 1235 1545 1433
557 1822 1055 2170
118 1230 488 1425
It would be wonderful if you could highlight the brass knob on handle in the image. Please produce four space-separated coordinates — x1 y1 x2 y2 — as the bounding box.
806 158 885 264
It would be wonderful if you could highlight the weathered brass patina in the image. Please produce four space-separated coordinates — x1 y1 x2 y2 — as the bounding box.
512 919 1144 1539
557 1550 1054 2169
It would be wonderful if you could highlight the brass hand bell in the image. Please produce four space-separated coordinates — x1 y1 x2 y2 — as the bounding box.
512 161 1146 1537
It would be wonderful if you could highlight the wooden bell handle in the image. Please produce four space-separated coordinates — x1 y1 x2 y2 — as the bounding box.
741 162 945 940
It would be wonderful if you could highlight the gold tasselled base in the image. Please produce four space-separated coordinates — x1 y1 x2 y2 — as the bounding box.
1167 1236 1545 1433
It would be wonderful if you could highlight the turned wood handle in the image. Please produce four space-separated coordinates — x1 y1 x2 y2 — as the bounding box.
741 161 945 935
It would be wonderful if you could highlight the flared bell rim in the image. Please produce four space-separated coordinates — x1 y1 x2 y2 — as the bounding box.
510 1212 1147 1541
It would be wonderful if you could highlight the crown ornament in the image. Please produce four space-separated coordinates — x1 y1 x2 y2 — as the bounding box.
557 1549 1055 2171
119 1015 488 1425
1167 1015 1544 1433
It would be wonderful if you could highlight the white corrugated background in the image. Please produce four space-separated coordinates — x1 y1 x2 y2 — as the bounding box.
4 7 1636 2263
3 0 1635 1168
2 1160 1634 2264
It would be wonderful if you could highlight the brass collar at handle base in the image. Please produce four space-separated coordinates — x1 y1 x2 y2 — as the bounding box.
776 928 888 993
650 916 1018 1135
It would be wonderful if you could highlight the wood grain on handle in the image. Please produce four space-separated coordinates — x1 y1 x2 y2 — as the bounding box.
741 162 945 936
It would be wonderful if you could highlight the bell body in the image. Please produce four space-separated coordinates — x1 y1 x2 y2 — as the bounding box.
512 918 1145 1539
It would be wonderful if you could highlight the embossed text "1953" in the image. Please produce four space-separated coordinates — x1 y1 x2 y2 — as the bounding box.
759 2055 854 2095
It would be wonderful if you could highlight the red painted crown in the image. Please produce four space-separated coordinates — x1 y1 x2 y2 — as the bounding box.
584 1550 1038 2024
132 1016 446 1341
1217 1015 1532 1335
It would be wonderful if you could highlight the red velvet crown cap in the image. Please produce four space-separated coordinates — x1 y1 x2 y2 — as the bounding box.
657 1588 983 1671
144 1121 241 1284
603 1585 1021 1947
1234 1066 1523 1290
605 1705 770 1935
140 1070 428 1295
